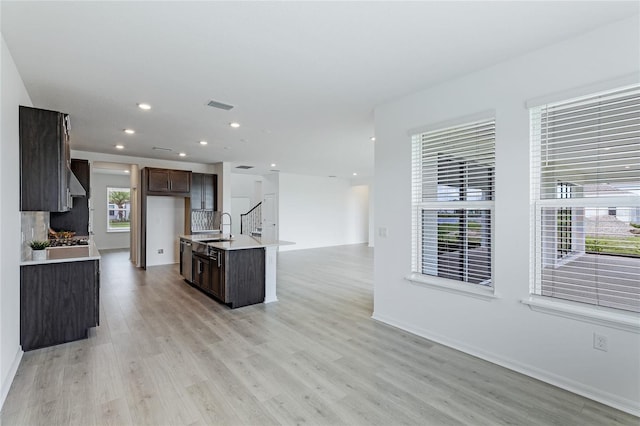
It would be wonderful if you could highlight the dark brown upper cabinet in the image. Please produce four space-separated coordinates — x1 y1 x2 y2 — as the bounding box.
146 168 191 195
190 173 217 210
20 106 71 212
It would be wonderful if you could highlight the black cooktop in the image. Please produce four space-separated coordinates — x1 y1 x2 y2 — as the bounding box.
48 238 89 247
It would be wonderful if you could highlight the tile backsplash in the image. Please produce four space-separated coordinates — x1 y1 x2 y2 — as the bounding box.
21 211 50 260
191 210 217 232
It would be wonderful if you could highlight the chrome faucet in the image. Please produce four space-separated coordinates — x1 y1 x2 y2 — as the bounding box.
219 212 232 237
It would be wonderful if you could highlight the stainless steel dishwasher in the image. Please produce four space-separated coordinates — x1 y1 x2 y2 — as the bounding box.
179 238 193 282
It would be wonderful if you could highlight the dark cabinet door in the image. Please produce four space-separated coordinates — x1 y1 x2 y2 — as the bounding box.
20 260 99 351
169 170 191 193
210 249 224 300
147 168 191 194
19 106 70 212
190 173 203 209
148 168 171 192
192 253 212 293
203 174 216 210
190 173 216 210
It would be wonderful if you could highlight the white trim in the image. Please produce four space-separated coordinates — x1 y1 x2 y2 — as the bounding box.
405 273 498 301
521 297 640 334
106 229 130 233
0 348 23 410
371 312 640 417
413 200 495 210
407 109 496 136
525 73 640 109
536 197 640 208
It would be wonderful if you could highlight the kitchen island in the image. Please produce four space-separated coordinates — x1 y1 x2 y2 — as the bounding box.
179 234 291 308
20 240 101 351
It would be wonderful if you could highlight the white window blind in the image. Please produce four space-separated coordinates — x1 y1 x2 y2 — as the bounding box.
531 84 640 313
411 118 495 286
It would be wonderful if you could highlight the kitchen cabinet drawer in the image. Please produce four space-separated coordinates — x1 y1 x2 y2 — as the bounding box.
19 106 71 212
147 168 191 194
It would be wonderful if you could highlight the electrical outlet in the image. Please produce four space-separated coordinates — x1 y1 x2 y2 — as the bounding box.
593 333 608 352
157 249 164 254
378 227 388 238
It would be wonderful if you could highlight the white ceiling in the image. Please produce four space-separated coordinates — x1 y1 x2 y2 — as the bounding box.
2 1 638 178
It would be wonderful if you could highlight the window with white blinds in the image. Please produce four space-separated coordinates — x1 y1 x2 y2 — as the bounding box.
530 84 640 313
411 118 495 286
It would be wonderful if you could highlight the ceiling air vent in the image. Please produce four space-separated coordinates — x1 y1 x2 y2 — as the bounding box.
207 100 234 111
235 165 254 170
152 147 173 152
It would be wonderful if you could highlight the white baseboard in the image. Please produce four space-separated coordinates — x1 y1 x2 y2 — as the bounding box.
371 312 640 417
0 347 23 410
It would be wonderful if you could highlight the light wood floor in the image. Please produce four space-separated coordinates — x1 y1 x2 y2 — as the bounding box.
2 245 638 426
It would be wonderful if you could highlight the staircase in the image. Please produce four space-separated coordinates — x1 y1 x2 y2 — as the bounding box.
240 202 262 237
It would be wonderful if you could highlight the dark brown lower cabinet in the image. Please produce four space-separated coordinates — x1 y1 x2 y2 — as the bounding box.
189 248 265 309
192 253 212 293
20 259 100 351
224 248 265 309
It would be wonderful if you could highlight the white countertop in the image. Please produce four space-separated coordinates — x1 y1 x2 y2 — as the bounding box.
180 233 293 251
21 240 101 266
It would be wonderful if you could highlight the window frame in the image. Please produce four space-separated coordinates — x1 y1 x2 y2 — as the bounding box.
530 84 640 313
106 186 131 233
410 117 496 292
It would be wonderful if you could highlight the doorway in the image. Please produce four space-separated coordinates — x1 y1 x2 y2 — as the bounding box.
263 193 278 241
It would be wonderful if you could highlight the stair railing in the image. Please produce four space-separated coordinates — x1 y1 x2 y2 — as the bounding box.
240 202 262 236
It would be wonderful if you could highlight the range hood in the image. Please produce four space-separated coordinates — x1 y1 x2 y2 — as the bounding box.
68 169 86 197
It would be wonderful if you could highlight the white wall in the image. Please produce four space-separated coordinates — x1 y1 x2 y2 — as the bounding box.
373 16 640 415
279 173 369 251
91 172 131 250
0 35 32 408
146 196 184 266
231 173 264 208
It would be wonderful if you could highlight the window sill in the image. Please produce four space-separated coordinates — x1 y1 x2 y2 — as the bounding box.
107 229 130 234
405 273 498 301
521 297 640 333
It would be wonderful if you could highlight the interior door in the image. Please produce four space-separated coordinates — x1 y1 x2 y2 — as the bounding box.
262 193 277 241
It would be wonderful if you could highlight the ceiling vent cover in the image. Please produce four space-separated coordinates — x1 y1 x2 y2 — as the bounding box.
235 165 254 170
207 100 234 110
152 147 173 152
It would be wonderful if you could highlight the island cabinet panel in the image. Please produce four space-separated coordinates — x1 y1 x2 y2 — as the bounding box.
20 259 99 351
224 248 265 309
186 245 264 309
147 168 191 194
19 106 71 212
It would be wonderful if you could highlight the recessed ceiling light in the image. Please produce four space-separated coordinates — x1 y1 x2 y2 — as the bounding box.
179 152 186 157
270 163 276 167
353 172 358 176
137 103 151 110
124 129 135 134
124 170 130 173
115 144 124 149
370 137 376 141
199 140 208 145
229 122 240 128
